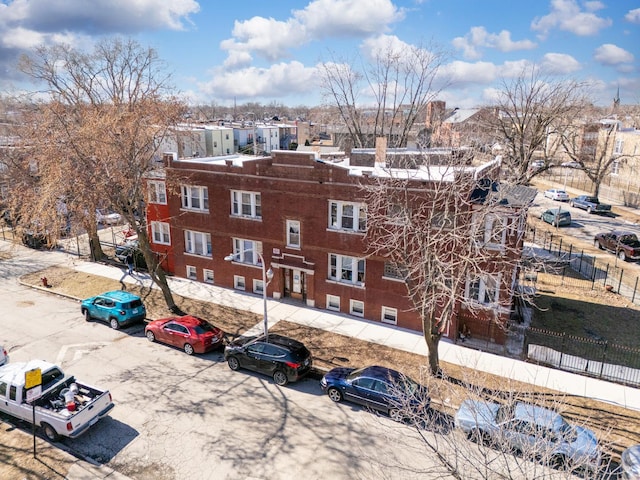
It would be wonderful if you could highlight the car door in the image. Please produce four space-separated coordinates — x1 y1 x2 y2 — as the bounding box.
92 297 112 321
242 342 266 372
345 376 376 407
162 322 189 348
369 379 393 412
256 344 286 376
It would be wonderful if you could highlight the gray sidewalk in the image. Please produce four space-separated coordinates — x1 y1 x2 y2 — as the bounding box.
70 257 640 412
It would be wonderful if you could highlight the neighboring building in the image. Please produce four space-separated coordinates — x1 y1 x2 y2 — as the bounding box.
146 148 533 344
425 101 498 149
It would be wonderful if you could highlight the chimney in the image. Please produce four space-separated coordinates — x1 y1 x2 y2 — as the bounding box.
375 137 387 167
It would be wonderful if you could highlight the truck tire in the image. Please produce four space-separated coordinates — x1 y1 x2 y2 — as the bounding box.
587 206 593 214
41 422 60 442
618 250 627 261
595 240 603 250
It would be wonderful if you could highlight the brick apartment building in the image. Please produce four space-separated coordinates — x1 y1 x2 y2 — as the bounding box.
146 149 533 344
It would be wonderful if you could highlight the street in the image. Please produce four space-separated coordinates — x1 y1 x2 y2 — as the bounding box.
0 245 453 480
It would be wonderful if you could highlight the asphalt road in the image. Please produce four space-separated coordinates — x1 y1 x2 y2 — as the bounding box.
0 245 458 480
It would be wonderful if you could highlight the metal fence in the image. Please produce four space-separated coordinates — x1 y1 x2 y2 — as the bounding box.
526 225 640 306
524 327 640 388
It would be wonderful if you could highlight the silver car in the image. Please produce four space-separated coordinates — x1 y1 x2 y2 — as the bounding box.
455 400 601 473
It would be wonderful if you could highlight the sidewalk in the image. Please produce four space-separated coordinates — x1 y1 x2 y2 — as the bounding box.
69 256 640 412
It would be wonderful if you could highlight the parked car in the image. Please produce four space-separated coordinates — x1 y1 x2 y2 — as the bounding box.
594 230 640 261
81 291 146 329
0 345 8 366
224 334 312 386
543 189 570 201
145 315 226 355
569 195 611 215
529 160 545 171
455 400 602 474
114 238 147 270
561 161 581 168
540 209 572 227
96 208 122 225
320 365 430 423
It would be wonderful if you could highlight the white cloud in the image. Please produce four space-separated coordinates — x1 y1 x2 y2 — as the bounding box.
219 0 404 65
626 8 640 23
593 44 634 66
540 53 581 74
198 61 319 100
531 0 612 38
439 60 499 86
452 26 536 60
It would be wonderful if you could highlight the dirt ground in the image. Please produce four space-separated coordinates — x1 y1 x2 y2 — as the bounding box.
2 264 640 479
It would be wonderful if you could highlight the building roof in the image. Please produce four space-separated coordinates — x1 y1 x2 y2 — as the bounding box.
443 108 481 124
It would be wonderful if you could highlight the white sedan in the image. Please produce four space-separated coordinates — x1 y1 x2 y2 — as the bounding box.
96 208 122 225
543 189 570 201
0 345 8 366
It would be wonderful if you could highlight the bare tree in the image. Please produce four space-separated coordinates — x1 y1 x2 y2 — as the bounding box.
363 150 532 375
488 65 587 184
319 39 447 149
14 38 187 311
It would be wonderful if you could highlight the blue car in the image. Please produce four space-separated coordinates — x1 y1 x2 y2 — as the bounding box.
81 290 146 329
320 365 430 422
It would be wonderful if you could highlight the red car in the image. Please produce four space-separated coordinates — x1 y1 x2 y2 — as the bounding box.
144 315 225 355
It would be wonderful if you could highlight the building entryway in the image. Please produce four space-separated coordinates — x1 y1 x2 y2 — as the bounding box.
283 268 306 302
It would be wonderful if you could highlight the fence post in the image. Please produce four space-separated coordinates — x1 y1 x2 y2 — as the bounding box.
558 238 563 256
633 277 639 304
618 269 624 294
561 265 566 286
559 333 565 368
599 342 608 379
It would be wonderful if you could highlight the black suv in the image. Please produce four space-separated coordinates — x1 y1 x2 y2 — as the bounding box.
224 334 312 386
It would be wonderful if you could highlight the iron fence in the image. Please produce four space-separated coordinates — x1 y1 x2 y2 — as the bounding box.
524 327 640 387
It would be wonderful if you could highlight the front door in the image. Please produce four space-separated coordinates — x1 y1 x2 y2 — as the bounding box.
284 269 306 301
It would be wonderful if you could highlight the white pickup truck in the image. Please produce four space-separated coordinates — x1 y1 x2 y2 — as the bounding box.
0 360 115 441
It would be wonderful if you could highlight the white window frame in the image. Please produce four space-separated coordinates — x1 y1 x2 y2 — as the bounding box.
151 221 171 245
382 262 406 281
329 200 366 232
286 220 301 248
614 139 623 155
184 230 212 257
466 274 500 306
234 275 246 290
326 295 340 311
203 269 214 284
148 181 167 204
329 253 365 286
350 299 364 317
381 306 398 325
181 185 209 212
232 238 262 266
475 213 507 249
611 159 620 175
231 190 261 219
186 265 197 280
253 279 264 294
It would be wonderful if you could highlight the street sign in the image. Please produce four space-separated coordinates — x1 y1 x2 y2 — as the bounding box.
26 385 42 403
25 368 42 390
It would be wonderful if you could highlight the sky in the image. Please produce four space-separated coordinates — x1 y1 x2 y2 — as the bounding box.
0 0 638 109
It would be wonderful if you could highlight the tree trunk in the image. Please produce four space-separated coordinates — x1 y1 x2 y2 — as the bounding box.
88 231 104 261
135 226 178 312
422 314 442 375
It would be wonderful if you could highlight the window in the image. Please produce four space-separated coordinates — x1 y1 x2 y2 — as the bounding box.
234 275 245 290
181 185 209 211
350 300 364 317
476 214 506 248
381 306 398 325
383 262 406 280
431 210 455 229
286 220 300 248
232 238 262 265
614 139 623 155
203 269 214 284
254 279 264 294
231 190 261 219
184 230 212 257
148 181 167 204
467 274 499 305
611 160 620 175
326 295 340 311
151 221 171 245
214 141 218 148
329 201 366 232
186 266 197 280
329 254 365 285
386 203 410 224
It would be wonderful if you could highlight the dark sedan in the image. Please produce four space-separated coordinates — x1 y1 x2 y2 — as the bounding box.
320 365 430 422
224 334 312 386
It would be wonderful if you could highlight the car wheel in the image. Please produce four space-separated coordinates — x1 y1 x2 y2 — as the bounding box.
41 422 59 442
109 318 120 330
183 343 194 355
551 454 570 471
145 330 155 342
227 356 240 371
595 240 604 250
618 250 627 261
389 408 403 422
468 428 490 446
83 309 91 322
570 202 575 207
327 387 343 403
273 370 288 386
587 206 593 214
